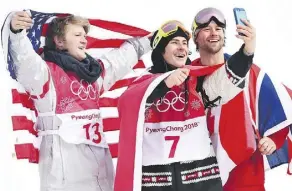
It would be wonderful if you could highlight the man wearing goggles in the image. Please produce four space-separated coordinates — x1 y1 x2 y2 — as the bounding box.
115 19 254 191
192 7 226 39
152 20 191 50
191 7 289 191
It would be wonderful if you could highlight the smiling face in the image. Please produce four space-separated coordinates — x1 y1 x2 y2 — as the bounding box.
195 21 224 54
54 24 88 61
162 36 189 68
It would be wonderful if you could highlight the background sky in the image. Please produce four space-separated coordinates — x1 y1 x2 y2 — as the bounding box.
0 0 291 190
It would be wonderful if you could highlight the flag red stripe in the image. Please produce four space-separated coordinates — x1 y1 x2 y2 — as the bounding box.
42 18 149 38
41 23 49 36
108 77 137 91
284 83 292 175
11 89 35 110
103 118 121 131
114 75 158 190
248 65 260 124
100 98 118 108
89 19 149 37
56 13 70 18
29 74 50 99
284 85 292 98
133 60 146 69
288 137 292 174
219 93 256 164
11 116 37 136
87 37 125 48
15 143 39 163
109 143 118 158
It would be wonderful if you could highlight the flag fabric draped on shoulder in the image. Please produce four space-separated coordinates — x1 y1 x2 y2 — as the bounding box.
1 9 292 188
284 86 292 175
247 64 292 172
114 64 223 191
209 59 292 185
1 9 151 164
265 85 292 175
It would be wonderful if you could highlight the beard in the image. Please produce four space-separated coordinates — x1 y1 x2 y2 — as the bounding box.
199 39 224 54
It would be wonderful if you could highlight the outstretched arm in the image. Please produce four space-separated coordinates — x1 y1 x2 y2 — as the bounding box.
7 11 49 97
99 36 152 91
200 20 256 108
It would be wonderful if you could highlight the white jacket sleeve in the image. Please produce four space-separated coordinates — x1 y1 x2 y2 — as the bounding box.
202 63 244 105
99 36 151 91
8 28 49 97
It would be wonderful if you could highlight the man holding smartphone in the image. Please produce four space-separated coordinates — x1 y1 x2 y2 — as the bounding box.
191 7 289 191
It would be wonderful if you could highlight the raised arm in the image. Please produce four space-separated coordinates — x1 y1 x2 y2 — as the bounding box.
99 36 152 91
200 19 256 108
7 11 49 97
200 44 253 108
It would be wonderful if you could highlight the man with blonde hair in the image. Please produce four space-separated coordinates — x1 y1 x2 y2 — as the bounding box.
5 10 152 191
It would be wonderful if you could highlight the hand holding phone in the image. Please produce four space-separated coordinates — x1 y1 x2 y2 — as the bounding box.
233 7 256 55
233 8 248 36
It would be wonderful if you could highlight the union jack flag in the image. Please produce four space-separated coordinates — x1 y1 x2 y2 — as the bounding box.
209 55 292 185
1 10 292 187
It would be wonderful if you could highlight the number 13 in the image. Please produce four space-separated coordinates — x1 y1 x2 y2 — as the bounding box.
83 123 102 144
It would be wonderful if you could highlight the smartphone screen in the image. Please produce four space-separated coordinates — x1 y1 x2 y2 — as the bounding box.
234 8 248 36
234 8 247 26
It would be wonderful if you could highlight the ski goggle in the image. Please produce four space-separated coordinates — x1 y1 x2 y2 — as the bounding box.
152 20 191 49
192 7 226 33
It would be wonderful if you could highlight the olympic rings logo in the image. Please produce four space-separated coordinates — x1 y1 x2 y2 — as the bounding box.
154 91 188 112
70 79 97 100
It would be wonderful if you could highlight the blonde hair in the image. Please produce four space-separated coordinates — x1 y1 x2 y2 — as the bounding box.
45 15 90 49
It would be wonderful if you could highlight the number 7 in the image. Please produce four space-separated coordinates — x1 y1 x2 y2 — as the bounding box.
164 136 180 158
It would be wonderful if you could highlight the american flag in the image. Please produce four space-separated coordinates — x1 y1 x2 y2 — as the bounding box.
1 9 152 167
2 9 292 185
